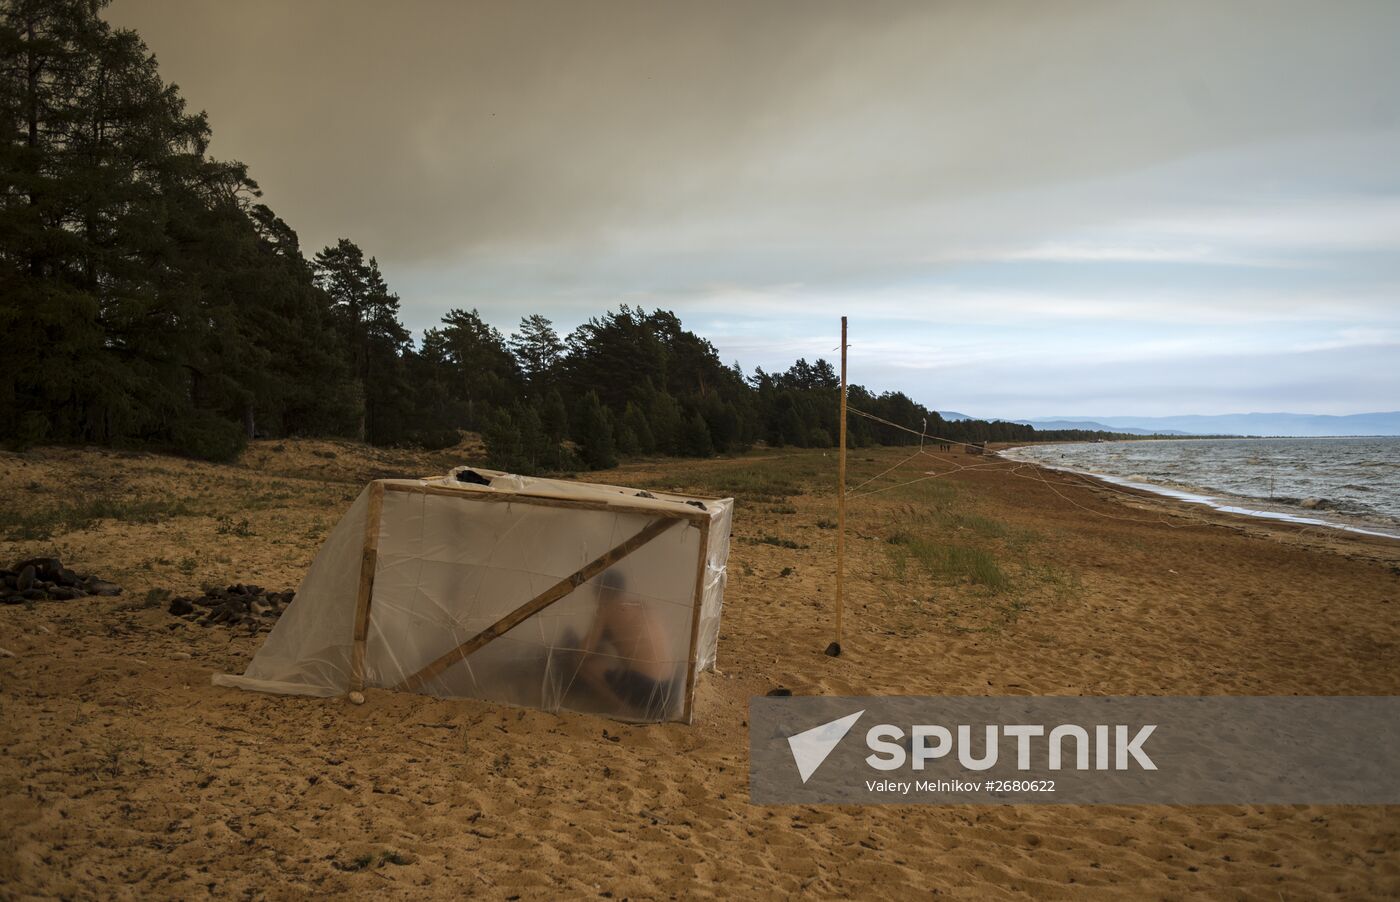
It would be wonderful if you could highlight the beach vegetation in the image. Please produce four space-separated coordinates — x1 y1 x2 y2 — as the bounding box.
2 496 195 541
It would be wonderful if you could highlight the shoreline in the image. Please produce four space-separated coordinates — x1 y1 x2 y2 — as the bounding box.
998 442 1400 542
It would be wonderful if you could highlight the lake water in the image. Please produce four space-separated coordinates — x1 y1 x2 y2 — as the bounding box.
1002 437 1400 539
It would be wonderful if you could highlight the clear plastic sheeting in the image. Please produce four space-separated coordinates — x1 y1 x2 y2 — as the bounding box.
214 468 733 723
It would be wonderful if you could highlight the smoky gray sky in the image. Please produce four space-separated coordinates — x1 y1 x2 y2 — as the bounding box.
106 0 1400 417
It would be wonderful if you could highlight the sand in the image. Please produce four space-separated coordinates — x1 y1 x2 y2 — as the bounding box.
1 439 1398 899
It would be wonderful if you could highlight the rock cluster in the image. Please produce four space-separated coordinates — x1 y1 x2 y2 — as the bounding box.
167 584 295 631
2 557 122 604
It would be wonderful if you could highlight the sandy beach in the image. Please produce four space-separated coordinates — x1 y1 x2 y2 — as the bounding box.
2 440 1398 899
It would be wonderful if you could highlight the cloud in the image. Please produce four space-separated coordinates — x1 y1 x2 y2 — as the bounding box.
102 0 1400 416
106 0 1400 263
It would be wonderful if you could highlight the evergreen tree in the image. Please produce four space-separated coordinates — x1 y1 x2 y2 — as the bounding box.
312 239 412 444
483 407 523 473
508 314 563 393
574 391 616 470
0 0 239 455
679 411 714 457
621 401 655 454
616 422 640 456
513 402 548 474
426 307 520 429
646 388 684 455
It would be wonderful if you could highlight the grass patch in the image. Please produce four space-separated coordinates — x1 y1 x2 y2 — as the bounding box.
216 515 254 537
894 535 1010 593
2 497 195 541
646 449 836 502
942 512 1009 538
885 503 1035 547
649 469 804 503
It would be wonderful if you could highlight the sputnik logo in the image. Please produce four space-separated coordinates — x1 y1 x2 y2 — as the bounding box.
787 710 865 783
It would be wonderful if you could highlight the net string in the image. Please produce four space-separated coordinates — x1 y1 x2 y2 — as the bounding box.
844 404 1355 539
843 405 1193 527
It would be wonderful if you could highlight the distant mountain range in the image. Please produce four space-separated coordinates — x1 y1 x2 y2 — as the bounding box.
1015 419 1191 436
937 411 1400 437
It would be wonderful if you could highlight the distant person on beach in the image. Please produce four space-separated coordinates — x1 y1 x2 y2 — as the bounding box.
564 569 676 717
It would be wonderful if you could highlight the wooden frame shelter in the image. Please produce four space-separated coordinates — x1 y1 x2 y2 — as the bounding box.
214 469 732 724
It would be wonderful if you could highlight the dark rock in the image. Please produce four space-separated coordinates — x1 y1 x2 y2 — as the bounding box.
16 566 35 593
21 588 45 600
85 579 123 597
13 558 62 580
56 567 81 587
47 586 79 601
3 595 25 605
167 583 296 631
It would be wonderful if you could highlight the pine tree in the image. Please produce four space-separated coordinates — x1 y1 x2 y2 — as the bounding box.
514 403 547 474
0 0 238 455
508 314 563 392
616 422 640 456
483 407 523 472
621 401 655 454
679 411 714 457
312 240 412 444
647 389 684 455
575 391 616 470
427 308 520 430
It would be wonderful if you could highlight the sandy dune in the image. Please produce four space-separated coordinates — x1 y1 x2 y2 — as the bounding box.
2 440 1398 898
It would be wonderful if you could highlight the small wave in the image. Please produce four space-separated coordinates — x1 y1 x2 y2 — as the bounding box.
1005 438 1400 537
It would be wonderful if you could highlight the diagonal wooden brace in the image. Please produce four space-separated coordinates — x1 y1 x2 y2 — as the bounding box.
392 516 681 693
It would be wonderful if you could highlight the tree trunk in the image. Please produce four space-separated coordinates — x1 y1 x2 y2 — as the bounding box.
26 18 41 278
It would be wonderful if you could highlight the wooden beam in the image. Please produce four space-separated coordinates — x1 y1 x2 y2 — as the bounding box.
382 480 709 522
348 481 386 693
393 516 680 693
681 516 713 724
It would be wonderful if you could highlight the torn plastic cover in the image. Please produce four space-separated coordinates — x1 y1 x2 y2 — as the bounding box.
214 470 733 723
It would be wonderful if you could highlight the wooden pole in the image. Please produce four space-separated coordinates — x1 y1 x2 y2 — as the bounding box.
349 481 386 694
681 517 713 724
829 316 847 657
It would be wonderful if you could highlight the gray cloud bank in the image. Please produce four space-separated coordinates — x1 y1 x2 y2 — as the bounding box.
106 0 1400 415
